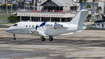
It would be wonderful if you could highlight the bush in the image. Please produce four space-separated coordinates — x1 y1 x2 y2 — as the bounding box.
8 15 19 23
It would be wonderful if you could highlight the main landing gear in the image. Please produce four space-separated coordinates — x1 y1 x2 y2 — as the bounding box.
40 36 53 41
13 34 16 40
40 36 46 41
49 36 53 41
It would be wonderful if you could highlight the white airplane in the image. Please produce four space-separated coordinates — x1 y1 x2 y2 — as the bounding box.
6 9 89 41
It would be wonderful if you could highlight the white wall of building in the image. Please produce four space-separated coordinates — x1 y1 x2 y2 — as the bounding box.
98 2 104 14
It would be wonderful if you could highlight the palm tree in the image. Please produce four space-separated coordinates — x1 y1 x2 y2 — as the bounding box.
19 0 22 8
87 14 92 22
79 0 87 9
32 0 34 10
92 0 95 13
5 0 8 14
16 0 18 7
24 0 26 9
86 4 91 10
96 6 102 13
95 15 101 20
11 0 13 14
5 0 6 12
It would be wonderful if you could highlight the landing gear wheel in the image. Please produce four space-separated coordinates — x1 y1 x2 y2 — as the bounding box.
49 36 53 41
54 26 57 29
13 34 16 40
41 36 46 41
13 38 16 40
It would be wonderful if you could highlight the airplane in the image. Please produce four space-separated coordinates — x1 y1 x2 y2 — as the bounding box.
6 9 89 41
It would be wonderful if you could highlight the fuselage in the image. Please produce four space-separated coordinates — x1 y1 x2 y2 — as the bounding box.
6 21 85 36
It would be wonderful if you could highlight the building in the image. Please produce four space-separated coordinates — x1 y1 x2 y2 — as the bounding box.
98 2 105 14
37 0 80 12
17 0 80 22
74 0 105 14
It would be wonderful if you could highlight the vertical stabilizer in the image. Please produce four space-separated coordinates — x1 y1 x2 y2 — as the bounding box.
70 9 89 26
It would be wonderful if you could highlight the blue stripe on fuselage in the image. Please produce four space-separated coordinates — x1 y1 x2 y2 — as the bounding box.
36 22 46 30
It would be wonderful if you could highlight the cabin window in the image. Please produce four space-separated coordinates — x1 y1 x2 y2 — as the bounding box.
29 25 31 27
13 24 17 26
26 25 28 27
32 25 34 28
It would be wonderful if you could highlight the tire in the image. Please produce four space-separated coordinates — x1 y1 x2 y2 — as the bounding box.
13 38 16 40
41 38 45 41
49 36 53 41
49 38 53 41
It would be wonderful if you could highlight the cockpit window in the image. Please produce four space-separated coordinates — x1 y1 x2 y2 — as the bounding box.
13 24 17 26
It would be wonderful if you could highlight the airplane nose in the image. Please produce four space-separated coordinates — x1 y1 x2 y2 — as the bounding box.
6 28 11 33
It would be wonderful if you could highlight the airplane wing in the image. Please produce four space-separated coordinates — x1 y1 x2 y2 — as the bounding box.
54 32 73 37
30 31 47 36
61 32 73 35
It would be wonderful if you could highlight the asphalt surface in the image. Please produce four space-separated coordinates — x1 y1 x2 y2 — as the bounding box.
0 28 105 59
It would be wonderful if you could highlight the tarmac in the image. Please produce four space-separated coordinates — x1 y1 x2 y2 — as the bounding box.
0 28 105 59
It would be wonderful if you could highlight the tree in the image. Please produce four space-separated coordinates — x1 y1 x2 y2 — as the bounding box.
87 14 92 22
5 0 6 12
86 4 91 9
79 0 87 9
96 6 102 13
92 0 95 13
8 15 19 23
95 15 101 20
24 0 26 9
11 0 13 14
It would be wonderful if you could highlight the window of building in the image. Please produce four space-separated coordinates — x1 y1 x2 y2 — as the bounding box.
29 25 31 28
22 17 30 21
51 18 60 22
42 17 50 22
61 18 71 22
32 17 40 21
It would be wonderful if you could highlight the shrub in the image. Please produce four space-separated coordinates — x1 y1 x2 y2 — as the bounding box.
8 15 19 23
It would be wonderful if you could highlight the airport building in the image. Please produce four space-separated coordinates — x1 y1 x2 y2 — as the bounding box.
17 0 80 22
74 0 105 14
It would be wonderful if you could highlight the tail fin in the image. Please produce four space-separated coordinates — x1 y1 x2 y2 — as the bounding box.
70 9 89 26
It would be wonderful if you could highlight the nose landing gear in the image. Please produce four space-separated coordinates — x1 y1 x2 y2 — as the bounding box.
13 34 16 40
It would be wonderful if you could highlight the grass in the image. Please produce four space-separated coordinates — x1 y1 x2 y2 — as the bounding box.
0 15 9 20
0 15 10 24
0 24 10 28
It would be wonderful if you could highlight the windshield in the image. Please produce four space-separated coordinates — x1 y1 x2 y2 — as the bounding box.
13 24 17 26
